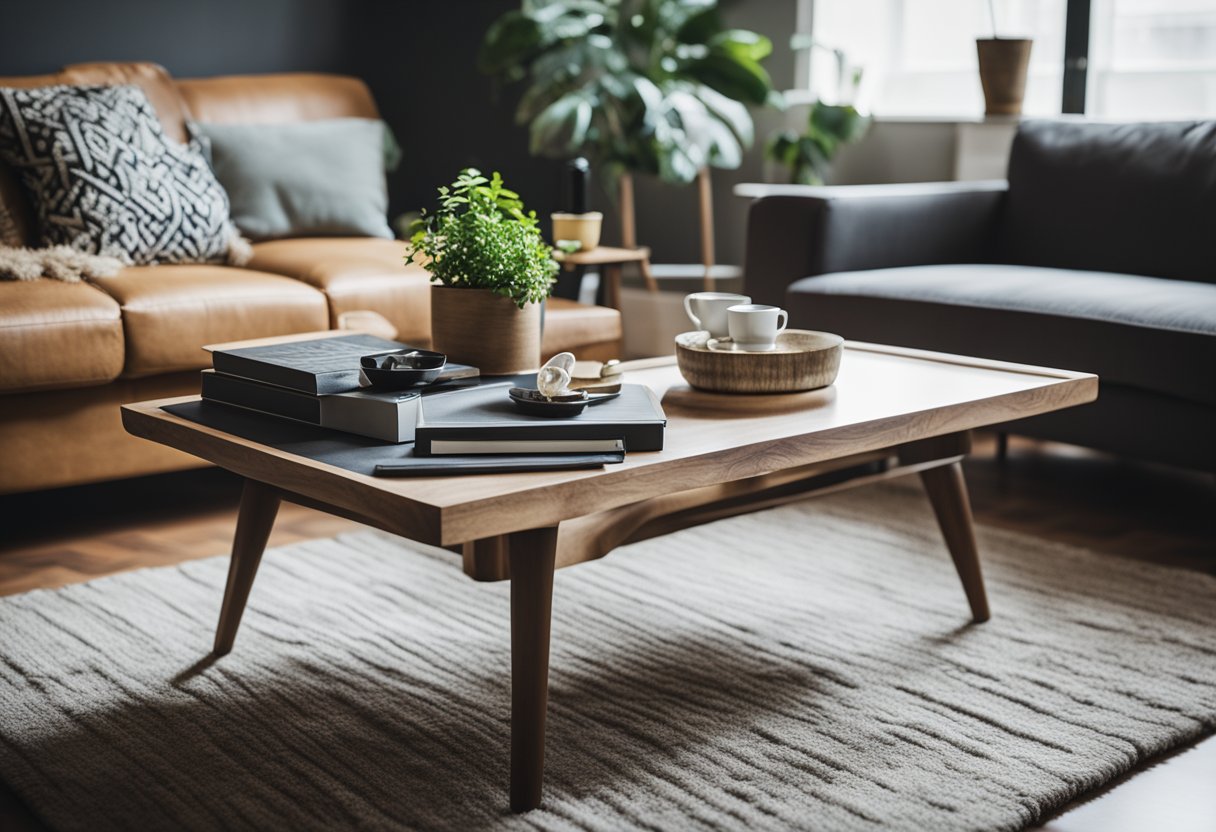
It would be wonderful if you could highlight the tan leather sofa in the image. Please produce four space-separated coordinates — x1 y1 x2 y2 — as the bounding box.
0 62 622 494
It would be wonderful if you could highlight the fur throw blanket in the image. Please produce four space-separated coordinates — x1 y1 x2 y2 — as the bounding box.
0 234 253 283
0 245 124 282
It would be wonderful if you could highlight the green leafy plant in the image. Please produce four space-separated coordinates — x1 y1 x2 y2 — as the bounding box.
479 0 781 186
765 101 871 185
406 169 558 307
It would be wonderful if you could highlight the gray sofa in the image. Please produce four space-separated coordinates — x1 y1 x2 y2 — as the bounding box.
742 120 1216 472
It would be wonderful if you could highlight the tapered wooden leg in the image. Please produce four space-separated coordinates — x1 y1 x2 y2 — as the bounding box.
919 462 990 623
508 526 559 812
213 480 281 655
639 256 659 293
603 264 622 310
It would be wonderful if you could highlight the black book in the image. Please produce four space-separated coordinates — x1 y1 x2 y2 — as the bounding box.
373 452 624 477
414 383 665 456
209 333 478 395
200 369 480 443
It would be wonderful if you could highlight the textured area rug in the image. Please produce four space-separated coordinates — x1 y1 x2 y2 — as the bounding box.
1 482 1214 831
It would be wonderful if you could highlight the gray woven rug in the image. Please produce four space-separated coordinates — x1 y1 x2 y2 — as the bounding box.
1 481 1213 831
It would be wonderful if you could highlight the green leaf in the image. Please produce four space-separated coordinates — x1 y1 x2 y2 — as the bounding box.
708 30 773 63
702 117 742 168
478 11 543 74
530 92 594 157
684 53 772 105
697 84 754 146
675 6 722 44
809 103 871 144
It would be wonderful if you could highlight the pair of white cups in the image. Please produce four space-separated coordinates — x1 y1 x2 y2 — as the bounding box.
684 292 788 351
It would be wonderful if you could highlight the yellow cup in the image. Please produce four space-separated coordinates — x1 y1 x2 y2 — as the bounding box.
551 212 603 253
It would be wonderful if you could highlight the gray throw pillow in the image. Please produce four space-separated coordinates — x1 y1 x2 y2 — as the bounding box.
0 84 238 264
194 119 394 241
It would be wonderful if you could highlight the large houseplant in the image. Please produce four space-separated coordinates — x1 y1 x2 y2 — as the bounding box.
480 0 778 185
480 0 780 257
407 168 558 374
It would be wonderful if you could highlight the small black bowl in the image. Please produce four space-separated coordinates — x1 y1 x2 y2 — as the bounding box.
507 387 620 417
360 348 447 390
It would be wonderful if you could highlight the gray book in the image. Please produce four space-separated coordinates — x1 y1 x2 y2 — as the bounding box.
201 370 423 443
210 333 479 394
414 383 665 455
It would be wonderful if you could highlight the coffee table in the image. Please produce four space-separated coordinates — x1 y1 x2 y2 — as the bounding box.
121 343 1096 812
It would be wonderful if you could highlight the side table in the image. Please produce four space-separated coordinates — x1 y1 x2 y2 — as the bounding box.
555 246 657 309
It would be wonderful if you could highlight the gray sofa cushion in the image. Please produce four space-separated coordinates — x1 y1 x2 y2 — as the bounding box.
194 119 393 241
1002 120 1216 284
785 264 1216 406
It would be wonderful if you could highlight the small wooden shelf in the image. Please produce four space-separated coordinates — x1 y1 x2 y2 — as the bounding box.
554 246 657 308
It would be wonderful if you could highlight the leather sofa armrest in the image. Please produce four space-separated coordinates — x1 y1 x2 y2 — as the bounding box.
740 181 1008 306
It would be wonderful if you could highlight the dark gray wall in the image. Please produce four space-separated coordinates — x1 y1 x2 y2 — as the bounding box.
0 0 803 268
0 0 544 223
0 0 351 77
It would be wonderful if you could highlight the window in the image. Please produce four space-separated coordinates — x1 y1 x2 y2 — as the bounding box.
798 0 1216 118
802 0 1068 117
1087 0 1216 118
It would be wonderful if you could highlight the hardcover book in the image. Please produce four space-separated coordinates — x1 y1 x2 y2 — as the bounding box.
372 452 625 477
209 333 478 395
414 383 665 455
200 370 424 443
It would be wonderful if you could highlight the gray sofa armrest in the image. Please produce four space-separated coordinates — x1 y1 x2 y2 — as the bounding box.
739 181 1007 306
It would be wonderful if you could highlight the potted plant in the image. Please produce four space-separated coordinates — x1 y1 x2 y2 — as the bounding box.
765 101 871 185
407 168 558 375
479 0 780 251
976 0 1033 115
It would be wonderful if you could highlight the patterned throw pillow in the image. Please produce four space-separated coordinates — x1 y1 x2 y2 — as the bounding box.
0 201 20 247
0 84 237 265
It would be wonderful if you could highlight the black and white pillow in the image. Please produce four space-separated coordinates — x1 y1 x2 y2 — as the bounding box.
0 84 238 265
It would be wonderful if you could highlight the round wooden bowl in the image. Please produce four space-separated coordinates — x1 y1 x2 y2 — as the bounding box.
674 329 844 394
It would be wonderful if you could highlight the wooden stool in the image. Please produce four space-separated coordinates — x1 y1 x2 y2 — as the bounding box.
555 246 658 310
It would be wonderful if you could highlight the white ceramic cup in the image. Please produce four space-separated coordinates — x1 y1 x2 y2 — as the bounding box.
684 292 751 338
727 304 788 351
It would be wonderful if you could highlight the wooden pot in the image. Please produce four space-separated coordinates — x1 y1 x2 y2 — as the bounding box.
976 38 1033 116
430 285 542 375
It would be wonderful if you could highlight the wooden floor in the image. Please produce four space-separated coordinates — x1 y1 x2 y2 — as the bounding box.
0 433 1212 830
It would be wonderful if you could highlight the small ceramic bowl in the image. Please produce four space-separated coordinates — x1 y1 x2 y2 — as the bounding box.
360 348 447 390
508 387 620 417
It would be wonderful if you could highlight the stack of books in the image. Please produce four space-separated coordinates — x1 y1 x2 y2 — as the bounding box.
202 333 478 443
200 333 666 475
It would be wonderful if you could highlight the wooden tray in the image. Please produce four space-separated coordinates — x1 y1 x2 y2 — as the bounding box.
674 330 843 393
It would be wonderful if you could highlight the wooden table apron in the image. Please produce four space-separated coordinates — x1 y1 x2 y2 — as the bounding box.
119 347 1098 813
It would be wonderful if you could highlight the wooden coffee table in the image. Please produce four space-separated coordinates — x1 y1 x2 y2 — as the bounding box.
121 343 1096 812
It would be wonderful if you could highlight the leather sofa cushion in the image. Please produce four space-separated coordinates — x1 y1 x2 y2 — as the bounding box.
1003 120 1216 284
90 265 328 377
786 264 1216 406
177 73 378 125
0 280 124 393
247 238 432 344
544 297 621 357
0 62 191 143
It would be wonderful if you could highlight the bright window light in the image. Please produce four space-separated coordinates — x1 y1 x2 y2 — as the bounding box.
1087 0 1216 118
803 0 1067 117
